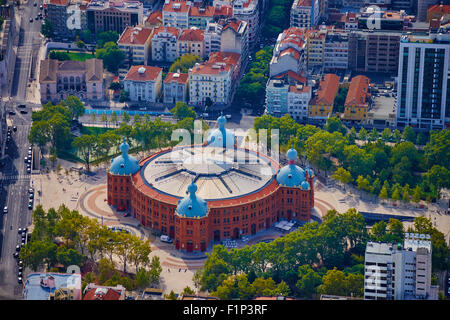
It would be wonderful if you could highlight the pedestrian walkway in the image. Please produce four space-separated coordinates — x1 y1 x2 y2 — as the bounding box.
1 174 31 181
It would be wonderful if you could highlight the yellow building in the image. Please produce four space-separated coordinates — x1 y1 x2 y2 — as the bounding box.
343 75 370 122
308 73 339 119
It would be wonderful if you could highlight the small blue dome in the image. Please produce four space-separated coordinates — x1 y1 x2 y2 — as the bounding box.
301 181 310 190
177 182 208 218
286 148 298 161
207 115 235 148
276 165 306 187
109 139 140 175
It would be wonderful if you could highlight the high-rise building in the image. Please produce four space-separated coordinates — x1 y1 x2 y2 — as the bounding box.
396 33 450 130
364 234 436 300
290 0 319 29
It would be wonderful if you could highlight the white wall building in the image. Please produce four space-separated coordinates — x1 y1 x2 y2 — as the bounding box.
124 65 163 102
364 234 436 300
232 0 259 48
151 26 180 62
290 0 319 29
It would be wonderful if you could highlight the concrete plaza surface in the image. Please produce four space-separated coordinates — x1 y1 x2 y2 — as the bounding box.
31 158 450 295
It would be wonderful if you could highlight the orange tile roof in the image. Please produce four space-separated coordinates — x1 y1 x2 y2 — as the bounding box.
178 28 204 42
83 288 122 300
163 0 190 13
273 70 307 84
164 72 189 84
280 28 305 48
221 18 243 33
146 10 163 25
214 5 233 17
118 27 153 45
190 51 240 76
289 84 310 94
294 0 312 7
314 74 340 106
427 4 450 15
345 75 370 107
49 0 69 5
153 26 180 38
189 6 214 17
279 47 300 60
125 65 162 82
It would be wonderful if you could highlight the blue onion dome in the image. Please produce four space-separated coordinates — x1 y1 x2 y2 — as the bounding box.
207 114 236 149
177 182 208 218
109 139 140 175
276 147 307 187
301 180 310 190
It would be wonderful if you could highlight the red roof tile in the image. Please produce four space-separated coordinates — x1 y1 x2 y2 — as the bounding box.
345 75 370 107
427 4 450 15
178 28 204 42
163 0 190 13
164 72 189 84
213 5 233 17
125 65 162 82
83 288 122 300
189 6 214 17
314 74 340 106
153 26 180 38
49 0 69 6
146 10 163 26
118 26 153 45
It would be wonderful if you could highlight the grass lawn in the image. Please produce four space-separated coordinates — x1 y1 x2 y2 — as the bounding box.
55 51 95 62
80 126 112 136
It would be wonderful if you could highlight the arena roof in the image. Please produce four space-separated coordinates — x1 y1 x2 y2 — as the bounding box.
140 146 276 201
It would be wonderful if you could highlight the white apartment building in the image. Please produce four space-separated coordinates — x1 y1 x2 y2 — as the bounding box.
124 65 163 102
232 0 259 48
162 0 191 29
188 52 240 106
204 22 223 57
151 26 180 62
290 0 319 29
164 72 189 104
270 28 307 77
288 83 311 121
323 31 348 71
364 234 436 300
396 33 450 131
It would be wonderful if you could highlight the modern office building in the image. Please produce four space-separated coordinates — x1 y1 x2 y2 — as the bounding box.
107 117 315 252
323 30 349 71
86 0 144 34
396 33 450 130
364 233 436 300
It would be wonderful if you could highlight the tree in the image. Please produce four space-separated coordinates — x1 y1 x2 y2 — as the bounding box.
358 127 368 142
20 240 58 271
169 54 202 73
424 130 450 170
402 126 416 143
392 129 402 143
149 256 162 286
165 290 178 300
95 42 125 73
119 90 129 103
182 286 195 295
379 185 389 200
381 128 392 142
296 265 322 298
391 185 401 201
425 165 450 199
332 167 353 186
121 111 131 124
324 117 347 135
368 128 379 141
356 175 371 192
416 132 427 146
412 185 422 203
170 101 196 120
97 31 119 48
73 135 97 172
347 127 357 145
56 246 85 267
101 112 108 127
134 268 151 291
318 268 347 296
402 184 411 203
41 19 54 38
63 96 85 121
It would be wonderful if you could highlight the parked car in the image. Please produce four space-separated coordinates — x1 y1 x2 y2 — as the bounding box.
3 206 7 214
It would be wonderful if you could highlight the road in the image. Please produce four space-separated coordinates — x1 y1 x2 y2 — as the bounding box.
0 0 44 299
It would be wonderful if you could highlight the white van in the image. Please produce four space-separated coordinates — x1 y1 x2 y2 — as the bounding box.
160 235 173 243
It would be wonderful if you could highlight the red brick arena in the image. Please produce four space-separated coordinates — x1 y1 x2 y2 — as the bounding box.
107 116 314 252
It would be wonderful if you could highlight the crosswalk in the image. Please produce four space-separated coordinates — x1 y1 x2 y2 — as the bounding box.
1 174 31 181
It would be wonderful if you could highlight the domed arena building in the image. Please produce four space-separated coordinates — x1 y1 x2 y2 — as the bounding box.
107 116 315 252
